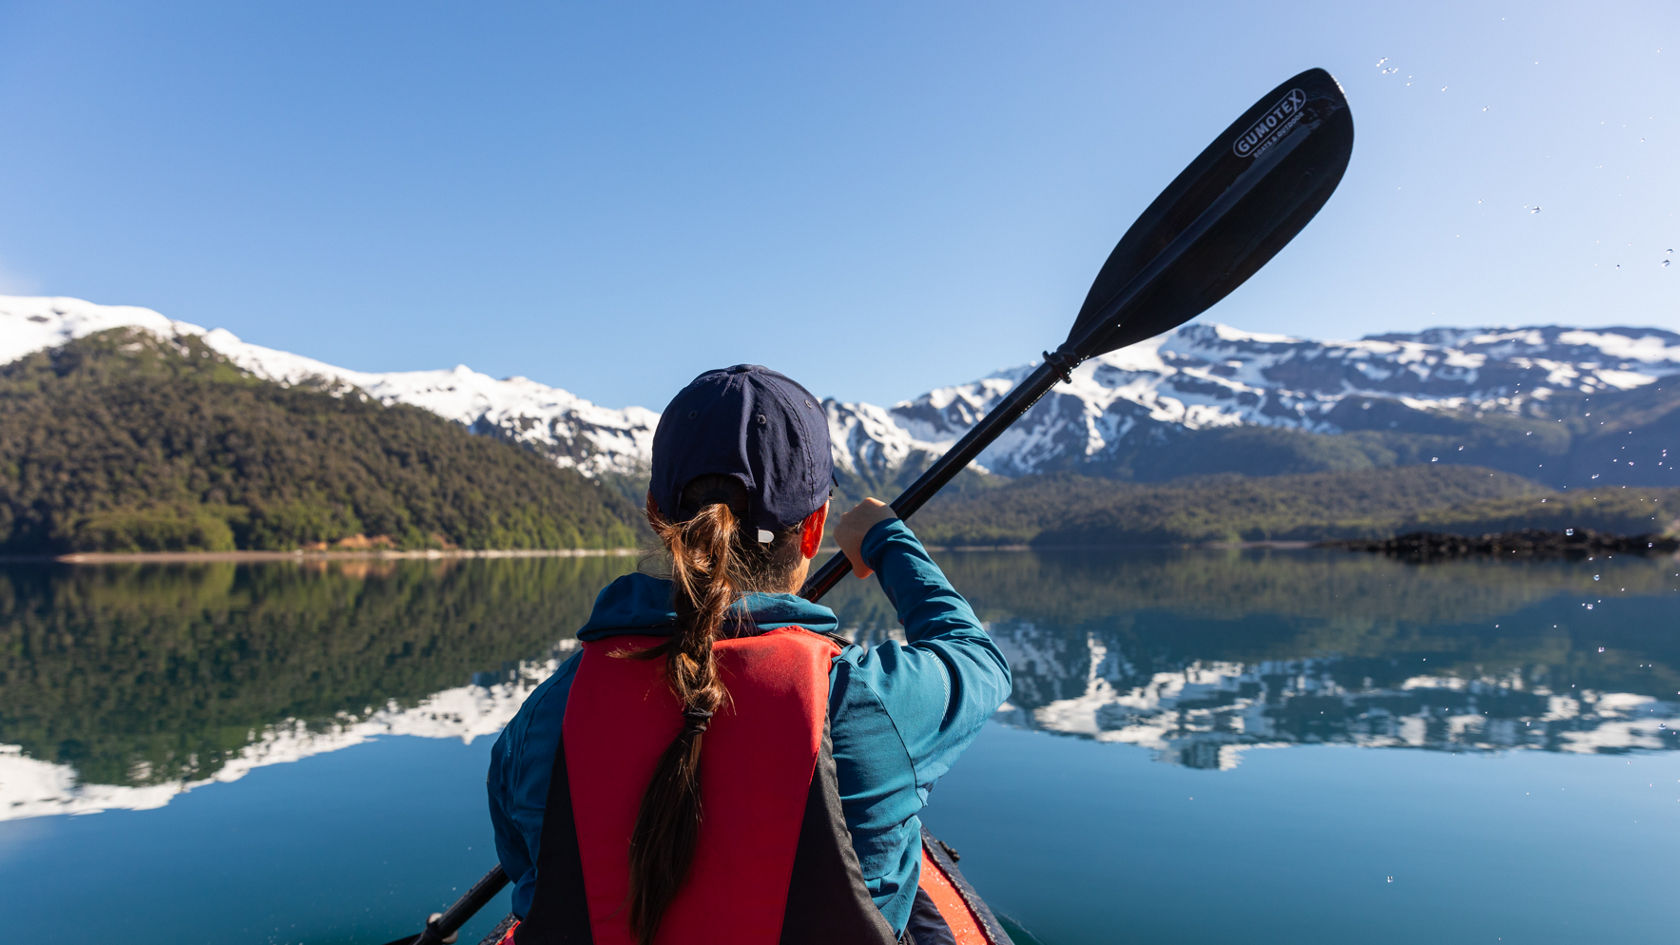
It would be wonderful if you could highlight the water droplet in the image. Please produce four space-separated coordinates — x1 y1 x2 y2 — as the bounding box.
1566 528 1575 536
1598 646 1607 653
1594 574 1601 581
1386 875 1395 884
1664 259 1672 268
1375 57 1390 67
1529 206 1542 214
1430 456 1439 462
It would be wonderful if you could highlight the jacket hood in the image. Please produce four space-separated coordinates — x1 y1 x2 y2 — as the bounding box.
576 572 841 641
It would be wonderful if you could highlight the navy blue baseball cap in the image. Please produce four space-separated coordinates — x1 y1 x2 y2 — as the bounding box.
649 365 833 540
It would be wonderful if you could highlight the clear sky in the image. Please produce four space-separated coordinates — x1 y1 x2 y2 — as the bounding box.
0 1 1674 408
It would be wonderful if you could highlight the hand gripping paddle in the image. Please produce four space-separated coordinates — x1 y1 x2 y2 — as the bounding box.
384 67 1353 945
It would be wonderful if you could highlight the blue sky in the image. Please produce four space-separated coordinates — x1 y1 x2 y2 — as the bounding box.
0 1 1674 407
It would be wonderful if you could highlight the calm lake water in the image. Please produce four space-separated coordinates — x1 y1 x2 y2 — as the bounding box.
2 549 1677 944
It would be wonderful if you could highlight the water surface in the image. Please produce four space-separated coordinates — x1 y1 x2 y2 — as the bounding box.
1 549 1676 943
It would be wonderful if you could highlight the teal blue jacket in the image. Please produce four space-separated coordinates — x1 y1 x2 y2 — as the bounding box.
486 519 1011 934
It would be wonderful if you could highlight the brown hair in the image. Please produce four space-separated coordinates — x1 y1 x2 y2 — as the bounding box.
627 476 806 944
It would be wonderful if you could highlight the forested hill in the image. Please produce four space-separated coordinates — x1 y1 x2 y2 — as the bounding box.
0 329 644 554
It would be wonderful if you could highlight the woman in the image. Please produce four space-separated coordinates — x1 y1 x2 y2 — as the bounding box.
487 364 1011 945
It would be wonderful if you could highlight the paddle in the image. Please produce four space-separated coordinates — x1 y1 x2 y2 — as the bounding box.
382 66 1353 945
800 66 1353 598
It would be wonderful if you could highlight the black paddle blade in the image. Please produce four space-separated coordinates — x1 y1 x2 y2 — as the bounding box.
1065 67 1354 359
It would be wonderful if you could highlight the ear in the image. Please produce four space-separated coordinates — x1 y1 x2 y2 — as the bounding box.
798 501 828 560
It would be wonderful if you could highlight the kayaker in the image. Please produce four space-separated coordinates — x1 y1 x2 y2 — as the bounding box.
486 364 1011 945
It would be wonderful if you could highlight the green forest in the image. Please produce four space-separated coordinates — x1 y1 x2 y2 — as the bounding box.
0 330 644 553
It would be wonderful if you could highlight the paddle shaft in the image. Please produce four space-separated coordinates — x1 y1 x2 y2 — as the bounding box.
802 111 1306 599
386 867 509 945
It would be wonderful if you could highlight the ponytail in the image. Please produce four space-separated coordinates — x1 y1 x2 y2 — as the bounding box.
628 479 802 945
626 501 734 944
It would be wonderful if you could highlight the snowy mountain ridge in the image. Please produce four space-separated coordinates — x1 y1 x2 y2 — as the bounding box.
0 296 658 476
5 295 1679 483
863 322 1680 477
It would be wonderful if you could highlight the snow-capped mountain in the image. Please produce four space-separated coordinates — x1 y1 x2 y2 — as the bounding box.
0 296 658 476
846 323 1680 478
6 295 1679 485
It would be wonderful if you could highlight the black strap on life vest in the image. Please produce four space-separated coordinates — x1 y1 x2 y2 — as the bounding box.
512 720 592 944
776 716 899 942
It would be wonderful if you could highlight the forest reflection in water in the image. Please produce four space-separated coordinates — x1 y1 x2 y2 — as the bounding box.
1 547 1676 812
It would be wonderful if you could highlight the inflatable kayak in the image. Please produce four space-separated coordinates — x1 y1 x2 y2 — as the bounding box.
470 829 1016 945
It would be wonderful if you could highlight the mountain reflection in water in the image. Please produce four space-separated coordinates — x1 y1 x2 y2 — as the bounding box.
1 549 1676 816
846 549 1680 768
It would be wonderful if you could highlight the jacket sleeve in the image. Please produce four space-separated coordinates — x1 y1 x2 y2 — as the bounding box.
487 650 581 919
845 518 1011 792
487 723 532 904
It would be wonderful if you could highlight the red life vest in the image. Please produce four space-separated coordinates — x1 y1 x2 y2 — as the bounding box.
509 627 1011 945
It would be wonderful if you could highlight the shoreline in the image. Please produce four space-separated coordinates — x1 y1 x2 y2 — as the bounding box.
4 540 1302 564
2 547 646 565
5 533 1669 565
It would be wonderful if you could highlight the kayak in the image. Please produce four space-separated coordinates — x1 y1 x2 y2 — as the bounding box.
471 828 1018 945
908 828 1016 945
